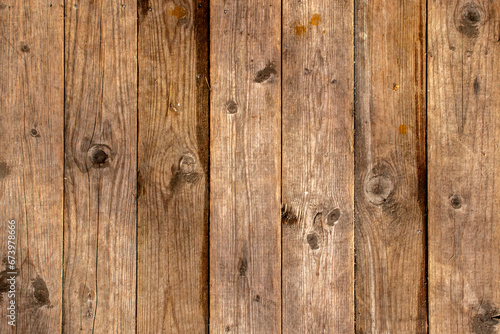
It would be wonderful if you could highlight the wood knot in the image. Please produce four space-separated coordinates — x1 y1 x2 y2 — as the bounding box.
306 233 319 250
238 258 248 276
179 154 196 174
281 204 298 226
31 276 51 308
327 208 341 226
471 301 499 334
226 100 238 114
30 128 40 137
457 3 483 38
365 174 394 205
254 61 278 83
450 194 462 209
88 144 111 168
20 44 30 53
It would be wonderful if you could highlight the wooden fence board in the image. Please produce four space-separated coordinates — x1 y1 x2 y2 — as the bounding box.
428 0 500 332
0 1 64 333
209 0 282 332
137 0 209 333
354 0 428 332
281 1 354 333
63 1 137 332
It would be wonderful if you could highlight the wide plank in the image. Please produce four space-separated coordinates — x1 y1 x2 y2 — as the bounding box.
137 0 209 332
281 1 354 333
209 0 282 332
63 1 137 332
428 0 500 332
354 0 427 332
0 1 63 333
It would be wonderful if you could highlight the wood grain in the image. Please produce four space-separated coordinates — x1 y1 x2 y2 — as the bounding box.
0 1 63 333
354 0 427 332
209 0 282 332
63 1 137 332
428 0 500 333
281 1 354 333
137 0 209 333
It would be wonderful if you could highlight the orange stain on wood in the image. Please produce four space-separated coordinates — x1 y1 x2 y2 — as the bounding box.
309 14 321 26
399 124 408 134
294 22 306 36
170 4 187 20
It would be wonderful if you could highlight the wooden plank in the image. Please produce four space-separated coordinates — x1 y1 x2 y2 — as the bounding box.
63 1 137 332
354 0 427 332
0 1 63 333
137 0 209 333
209 0 281 332
428 1 500 332
281 1 354 333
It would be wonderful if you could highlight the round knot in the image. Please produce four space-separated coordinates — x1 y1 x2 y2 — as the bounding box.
179 154 196 174
88 144 112 168
450 195 462 209
327 208 341 226
226 100 238 114
457 3 483 38
365 175 394 205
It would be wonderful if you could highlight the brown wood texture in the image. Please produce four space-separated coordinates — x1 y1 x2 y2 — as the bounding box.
137 0 209 333
209 0 282 332
63 1 137 333
0 1 63 333
281 1 354 333
354 0 428 332
428 0 500 333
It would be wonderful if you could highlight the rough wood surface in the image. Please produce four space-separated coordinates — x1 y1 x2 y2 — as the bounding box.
137 0 209 333
428 1 500 333
63 1 137 332
0 1 63 333
209 0 282 332
354 0 427 332
281 1 354 333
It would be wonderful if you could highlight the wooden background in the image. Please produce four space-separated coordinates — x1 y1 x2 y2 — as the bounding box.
0 0 498 333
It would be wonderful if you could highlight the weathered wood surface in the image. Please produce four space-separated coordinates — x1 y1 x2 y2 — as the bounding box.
428 0 500 333
63 0 137 332
209 0 282 332
1 1 499 333
0 1 64 333
354 0 428 332
137 0 209 333
281 1 354 333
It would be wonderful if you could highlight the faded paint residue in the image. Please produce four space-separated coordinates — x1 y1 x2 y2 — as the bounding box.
294 22 306 36
170 4 187 20
399 124 408 134
310 14 321 26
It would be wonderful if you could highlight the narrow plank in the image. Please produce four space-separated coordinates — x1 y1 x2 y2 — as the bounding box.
137 0 209 333
63 1 137 332
281 1 354 333
0 1 63 333
354 0 427 332
428 1 500 332
209 0 281 332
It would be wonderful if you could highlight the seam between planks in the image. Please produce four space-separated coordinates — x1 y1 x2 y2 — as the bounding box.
424 0 429 332
62 0 66 332
135 1 139 333
353 0 357 332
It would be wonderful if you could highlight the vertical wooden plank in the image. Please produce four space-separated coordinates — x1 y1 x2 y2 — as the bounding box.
428 1 500 332
281 1 354 333
354 0 427 332
0 1 63 333
209 0 281 332
63 0 137 332
137 0 209 332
